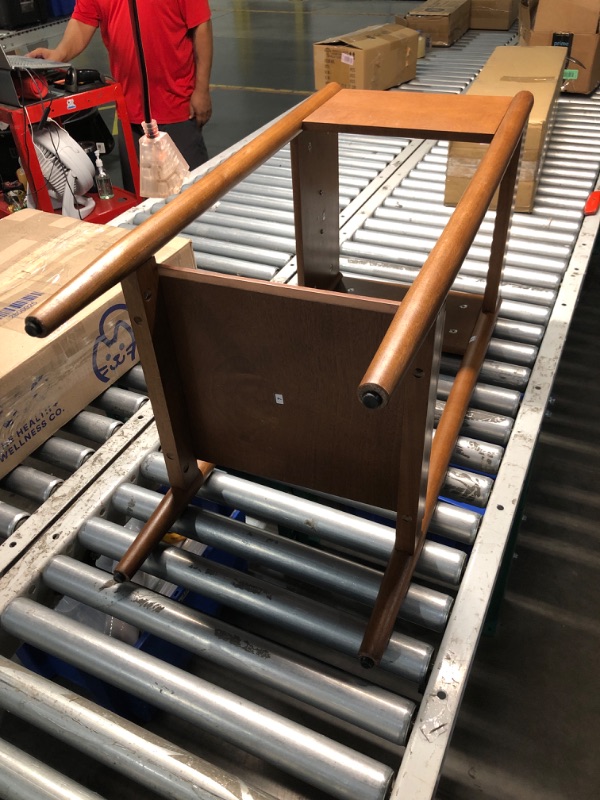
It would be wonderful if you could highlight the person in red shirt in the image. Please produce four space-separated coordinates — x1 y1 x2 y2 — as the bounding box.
29 0 213 186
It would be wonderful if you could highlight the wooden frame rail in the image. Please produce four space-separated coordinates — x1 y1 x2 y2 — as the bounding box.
25 85 533 667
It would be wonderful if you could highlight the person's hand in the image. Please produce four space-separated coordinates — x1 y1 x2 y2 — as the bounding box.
26 47 61 60
189 87 212 128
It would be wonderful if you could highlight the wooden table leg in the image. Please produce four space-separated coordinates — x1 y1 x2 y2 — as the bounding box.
113 460 215 583
359 306 500 667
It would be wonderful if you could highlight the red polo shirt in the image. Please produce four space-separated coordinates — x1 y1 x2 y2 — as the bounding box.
73 0 211 124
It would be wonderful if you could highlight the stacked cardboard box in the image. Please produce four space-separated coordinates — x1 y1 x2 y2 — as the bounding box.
444 45 566 213
0 209 194 478
470 0 518 30
398 0 471 47
313 23 418 90
520 0 600 94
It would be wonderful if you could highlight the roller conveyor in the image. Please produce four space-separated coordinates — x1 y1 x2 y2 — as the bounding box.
0 26 599 800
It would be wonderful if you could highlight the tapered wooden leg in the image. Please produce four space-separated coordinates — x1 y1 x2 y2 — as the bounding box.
359 305 500 667
114 461 214 583
358 549 412 668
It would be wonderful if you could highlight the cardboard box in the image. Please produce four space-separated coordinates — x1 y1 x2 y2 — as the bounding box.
313 23 419 90
417 33 431 58
0 209 194 479
444 46 566 212
471 0 518 29
398 0 471 47
519 0 600 94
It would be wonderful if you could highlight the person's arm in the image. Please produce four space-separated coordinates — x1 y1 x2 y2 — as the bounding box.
28 18 97 61
189 19 213 127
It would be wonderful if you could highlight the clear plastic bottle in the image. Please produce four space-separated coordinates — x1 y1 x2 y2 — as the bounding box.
16 166 27 190
95 150 114 199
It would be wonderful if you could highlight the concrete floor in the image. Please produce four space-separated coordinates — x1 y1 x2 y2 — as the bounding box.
1 2 600 798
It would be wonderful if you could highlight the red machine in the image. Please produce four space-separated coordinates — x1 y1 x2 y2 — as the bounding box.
0 81 140 223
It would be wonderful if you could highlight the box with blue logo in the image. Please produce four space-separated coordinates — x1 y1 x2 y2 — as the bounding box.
0 209 193 478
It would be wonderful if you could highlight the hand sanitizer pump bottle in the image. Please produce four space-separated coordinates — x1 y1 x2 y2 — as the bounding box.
95 150 114 200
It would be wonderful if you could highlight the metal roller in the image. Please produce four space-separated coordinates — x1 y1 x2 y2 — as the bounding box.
338 144 407 159
0 736 106 800
187 211 296 240
371 208 573 258
441 468 493 508
2 598 394 800
532 197 584 215
1 466 62 503
33 437 95 472
286 163 380 188
496 299 551 327
43 556 417 744
350 229 561 289
492 230 575 258
253 164 294 177
183 231 291 268
537 181 592 200
0 503 29 540
508 226 576 248
383 195 451 217
428 502 481 546
400 84 458 95
543 155 599 174
218 191 295 212
192 252 278 280
339 251 557 308
148 200 167 213
183 220 295 255
337 164 382 180
538 173 595 191
338 150 397 167
437 375 521 417
139 453 468 577
469 279 555 309
440 354 531 391
132 211 152 225
542 166 597 184
236 180 294 199
77 520 434 685
473 245 568 276
235 177 357 205
339 133 410 149
91 387 148 421
470 261 561 289
373 206 449 230
116 364 147 395
485 338 538 367
493 318 544 347
239 172 302 189
399 177 443 193
212 200 295 224
338 152 398 172
109 482 453 631
390 185 450 204
413 161 445 174
438 432 503 476
335 174 374 190
63 411 123 443
0 656 277 800
435 400 513 447
441 466 494 506
403 170 441 184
